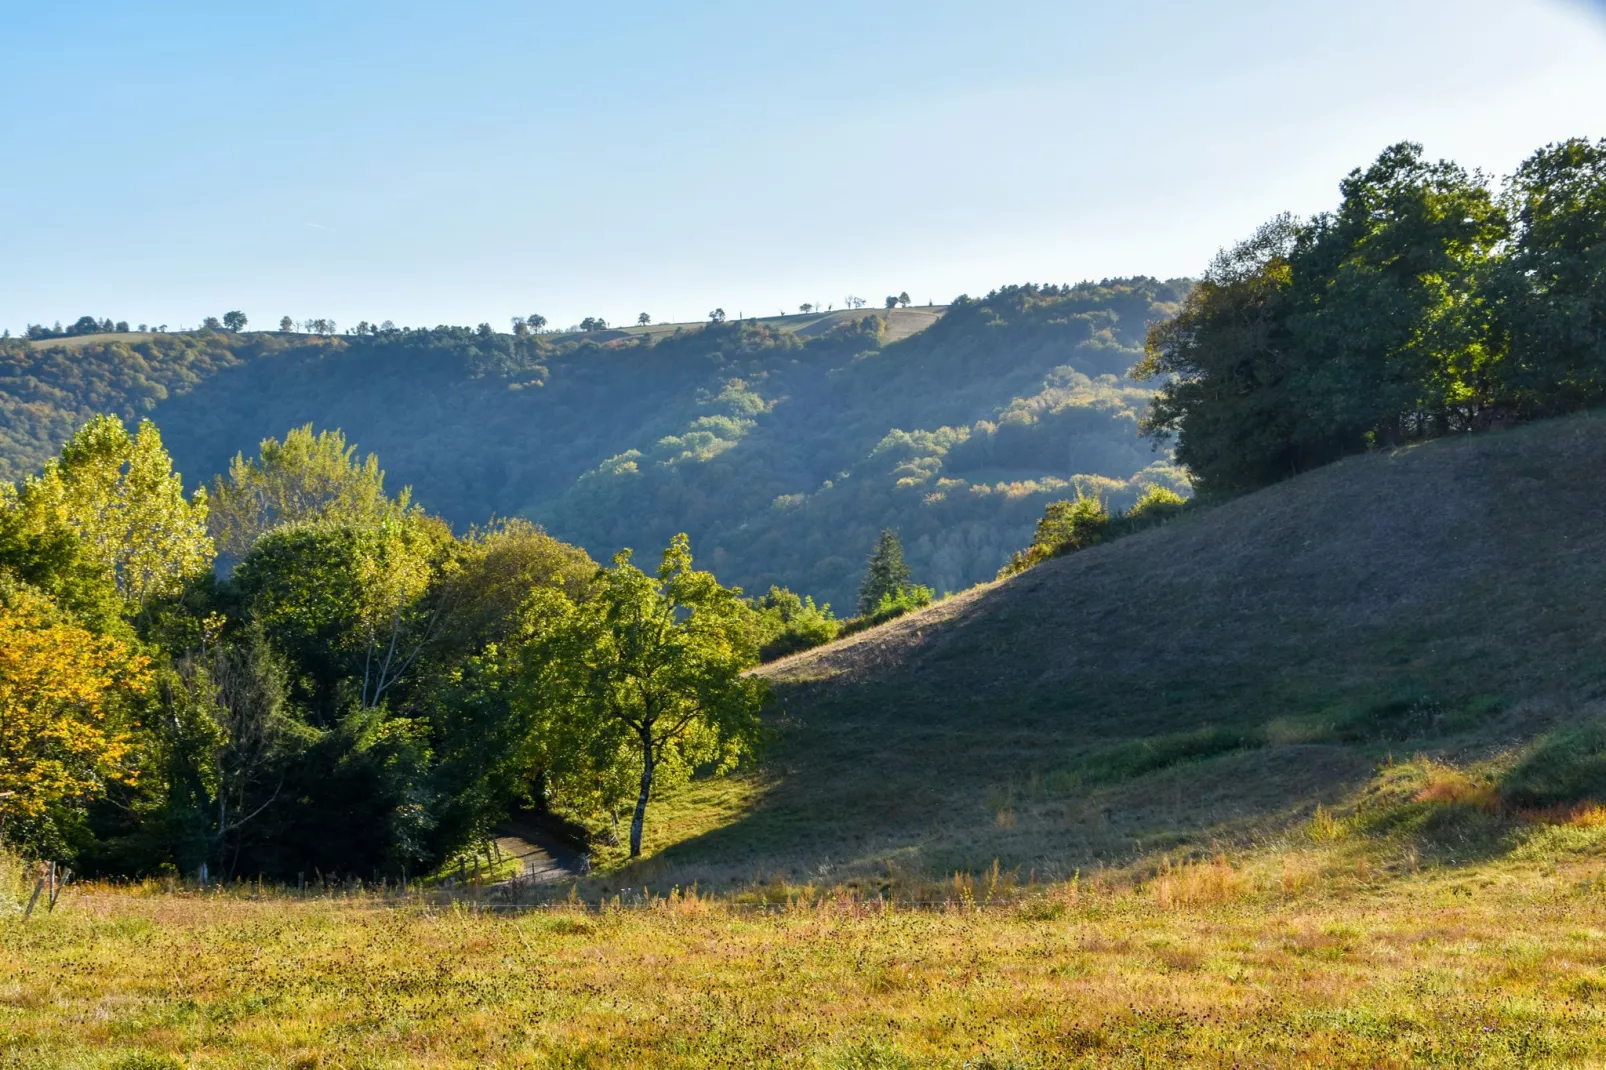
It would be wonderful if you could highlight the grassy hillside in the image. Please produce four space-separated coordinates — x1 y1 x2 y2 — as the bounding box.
0 280 1188 607
622 412 1606 884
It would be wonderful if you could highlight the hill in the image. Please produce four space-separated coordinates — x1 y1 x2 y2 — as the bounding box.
0 279 1189 608
627 412 1606 881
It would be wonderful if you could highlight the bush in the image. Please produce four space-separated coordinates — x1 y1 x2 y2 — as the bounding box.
838 585 935 638
751 586 839 661
998 496 1110 577
1121 484 1187 528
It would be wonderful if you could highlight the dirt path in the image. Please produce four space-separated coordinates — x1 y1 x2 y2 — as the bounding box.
491 817 589 883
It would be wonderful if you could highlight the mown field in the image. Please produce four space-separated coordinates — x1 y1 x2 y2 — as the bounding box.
6 802 1606 1069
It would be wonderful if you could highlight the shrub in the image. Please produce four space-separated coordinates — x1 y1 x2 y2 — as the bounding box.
838 586 935 638
751 586 839 661
998 496 1110 577
1121 484 1187 528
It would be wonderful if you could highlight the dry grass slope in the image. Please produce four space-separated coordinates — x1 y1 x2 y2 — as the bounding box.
631 413 1606 885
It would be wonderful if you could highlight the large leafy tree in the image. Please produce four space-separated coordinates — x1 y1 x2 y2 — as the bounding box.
208 425 411 560
1286 142 1507 448
12 415 213 610
1495 138 1606 411
1136 217 1302 493
233 515 452 717
521 534 765 858
1140 143 1511 495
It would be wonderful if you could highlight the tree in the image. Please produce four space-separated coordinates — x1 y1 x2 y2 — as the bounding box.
1495 138 1606 412
750 586 837 660
15 415 214 609
1135 217 1304 493
279 316 294 332
885 295 899 309
526 313 547 331
637 312 651 326
207 425 410 560
203 316 223 330
158 628 309 876
1138 143 1507 494
1284 142 1506 450
0 587 149 835
898 292 910 308
708 308 727 324
845 295 867 309
235 515 451 715
858 529 913 616
799 303 813 314
580 317 608 332
521 535 765 858
222 311 248 332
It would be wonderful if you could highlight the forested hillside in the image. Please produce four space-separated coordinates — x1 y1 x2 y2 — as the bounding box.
0 279 1189 606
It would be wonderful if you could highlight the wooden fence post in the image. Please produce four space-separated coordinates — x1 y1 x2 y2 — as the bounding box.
22 879 44 920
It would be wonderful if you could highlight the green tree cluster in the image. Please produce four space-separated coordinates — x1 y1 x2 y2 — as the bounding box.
1137 139 1606 494
0 415 765 880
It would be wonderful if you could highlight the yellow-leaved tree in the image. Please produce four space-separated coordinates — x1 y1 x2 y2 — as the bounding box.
0 588 150 829
16 414 214 610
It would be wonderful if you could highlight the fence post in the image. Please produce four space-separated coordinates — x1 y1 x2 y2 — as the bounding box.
22 879 44 920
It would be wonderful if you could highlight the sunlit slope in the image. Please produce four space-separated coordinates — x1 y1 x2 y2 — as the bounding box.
651 414 1606 879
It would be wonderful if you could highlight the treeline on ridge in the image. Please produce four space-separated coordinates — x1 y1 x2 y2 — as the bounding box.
0 280 1192 610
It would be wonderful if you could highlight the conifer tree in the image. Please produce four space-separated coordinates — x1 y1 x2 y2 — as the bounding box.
858 529 912 615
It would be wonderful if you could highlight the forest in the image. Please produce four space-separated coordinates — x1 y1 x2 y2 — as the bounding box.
0 279 1190 610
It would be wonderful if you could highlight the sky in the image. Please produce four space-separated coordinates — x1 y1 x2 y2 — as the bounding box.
3 0 1605 334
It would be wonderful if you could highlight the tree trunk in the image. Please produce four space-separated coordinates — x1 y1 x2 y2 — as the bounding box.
629 737 655 859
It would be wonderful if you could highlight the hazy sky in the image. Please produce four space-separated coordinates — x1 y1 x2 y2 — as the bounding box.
4 1 1605 334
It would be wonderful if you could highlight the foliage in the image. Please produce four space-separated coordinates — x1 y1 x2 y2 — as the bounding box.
232 515 451 717
750 586 839 661
10 416 213 609
998 495 1109 576
0 280 1190 607
840 584 935 636
1495 138 1606 411
207 425 411 559
519 534 766 857
1139 138 1606 494
999 484 1187 577
0 586 148 842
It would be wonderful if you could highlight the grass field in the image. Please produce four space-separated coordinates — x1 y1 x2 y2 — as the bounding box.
6 803 1606 1068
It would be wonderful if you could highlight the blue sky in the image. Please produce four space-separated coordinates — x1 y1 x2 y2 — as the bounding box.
3 1 1604 334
